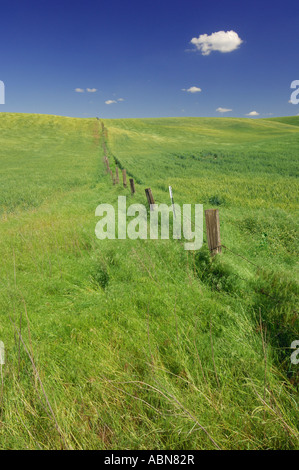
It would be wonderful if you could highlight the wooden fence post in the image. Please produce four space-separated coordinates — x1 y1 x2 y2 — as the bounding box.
115 167 119 184
145 188 155 210
122 169 127 188
129 178 135 195
205 209 221 255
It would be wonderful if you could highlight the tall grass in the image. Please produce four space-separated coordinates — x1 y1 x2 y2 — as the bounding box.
0 113 298 449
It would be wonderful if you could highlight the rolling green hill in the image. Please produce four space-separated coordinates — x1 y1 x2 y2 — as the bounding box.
0 113 298 450
264 116 299 127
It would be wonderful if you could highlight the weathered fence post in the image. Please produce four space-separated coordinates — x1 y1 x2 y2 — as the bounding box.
122 169 127 188
145 188 155 210
129 178 136 195
115 167 119 184
205 209 221 255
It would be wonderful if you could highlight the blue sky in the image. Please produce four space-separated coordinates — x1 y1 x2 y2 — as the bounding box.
0 0 298 118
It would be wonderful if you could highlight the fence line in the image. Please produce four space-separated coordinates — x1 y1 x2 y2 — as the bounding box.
98 119 298 314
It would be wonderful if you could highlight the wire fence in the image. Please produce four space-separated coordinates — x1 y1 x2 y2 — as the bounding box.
98 119 298 316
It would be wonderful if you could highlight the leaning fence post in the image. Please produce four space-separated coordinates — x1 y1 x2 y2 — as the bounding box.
129 178 136 195
145 188 155 210
205 209 221 255
115 167 119 184
122 169 127 188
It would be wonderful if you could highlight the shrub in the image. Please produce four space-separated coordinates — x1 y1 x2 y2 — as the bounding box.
252 270 298 367
208 195 225 206
194 246 239 293
91 265 109 289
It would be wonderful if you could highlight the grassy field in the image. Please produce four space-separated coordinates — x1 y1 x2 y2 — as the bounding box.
0 112 298 450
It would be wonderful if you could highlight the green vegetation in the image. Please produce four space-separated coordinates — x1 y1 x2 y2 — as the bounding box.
0 112 298 449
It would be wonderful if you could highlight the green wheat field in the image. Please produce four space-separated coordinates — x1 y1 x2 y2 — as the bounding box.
0 112 298 449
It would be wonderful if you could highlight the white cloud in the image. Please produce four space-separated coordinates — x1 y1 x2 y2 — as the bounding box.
182 86 202 93
87 88 97 93
246 111 260 116
105 98 124 104
190 30 243 56
216 107 232 113
75 88 84 93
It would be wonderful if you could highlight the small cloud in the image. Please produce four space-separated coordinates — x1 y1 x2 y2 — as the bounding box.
105 100 117 105
216 107 232 113
117 98 124 102
75 88 84 93
190 30 243 56
182 86 202 93
87 88 97 93
246 111 260 116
